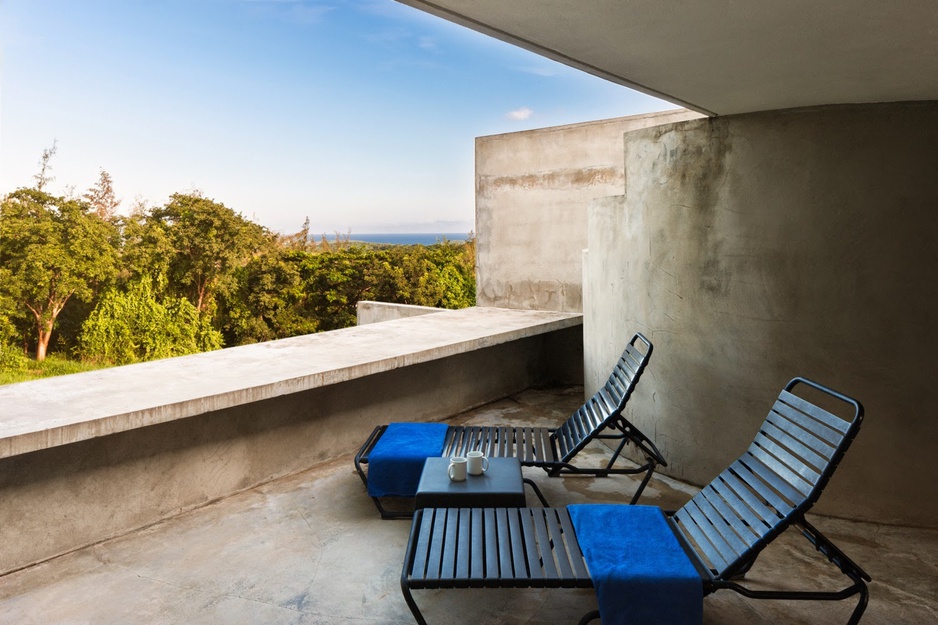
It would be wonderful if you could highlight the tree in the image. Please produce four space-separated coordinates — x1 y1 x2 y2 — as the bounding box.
0 188 119 360
219 249 318 345
83 169 120 220
33 140 58 191
79 277 222 365
151 193 268 313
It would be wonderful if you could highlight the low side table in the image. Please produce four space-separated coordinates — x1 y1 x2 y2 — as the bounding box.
415 457 526 509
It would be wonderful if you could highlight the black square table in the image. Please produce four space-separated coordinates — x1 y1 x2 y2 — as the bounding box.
415 457 526 509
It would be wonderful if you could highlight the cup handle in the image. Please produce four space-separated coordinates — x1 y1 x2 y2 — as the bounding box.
448 464 455 479
481 457 489 473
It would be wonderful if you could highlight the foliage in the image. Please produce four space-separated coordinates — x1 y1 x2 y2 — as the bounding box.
1 165 477 379
149 193 268 312
0 188 120 360
0 355 107 386
79 278 222 365
220 249 318 345
83 169 121 220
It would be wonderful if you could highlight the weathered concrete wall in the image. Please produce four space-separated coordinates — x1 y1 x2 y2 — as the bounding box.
0 325 582 574
476 109 703 312
356 301 443 325
585 102 938 526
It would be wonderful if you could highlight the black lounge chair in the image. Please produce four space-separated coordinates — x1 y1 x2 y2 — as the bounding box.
355 333 665 518
401 377 871 625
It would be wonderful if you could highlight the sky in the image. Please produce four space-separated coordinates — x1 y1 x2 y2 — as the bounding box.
0 0 673 235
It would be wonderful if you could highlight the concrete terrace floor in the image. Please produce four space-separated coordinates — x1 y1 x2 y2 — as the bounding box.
0 387 935 625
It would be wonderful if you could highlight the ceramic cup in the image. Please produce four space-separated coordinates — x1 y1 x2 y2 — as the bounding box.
466 450 489 476
448 456 467 481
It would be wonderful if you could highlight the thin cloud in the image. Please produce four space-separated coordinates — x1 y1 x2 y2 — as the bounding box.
240 0 335 25
417 36 438 51
513 65 560 77
506 107 534 121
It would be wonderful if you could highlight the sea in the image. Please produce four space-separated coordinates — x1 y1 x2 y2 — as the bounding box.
333 233 470 245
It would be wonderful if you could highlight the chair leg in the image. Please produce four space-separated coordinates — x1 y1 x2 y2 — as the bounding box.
372 496 415 520
628 462 656 505
523 477 550 507
577 609 601 625
603 435 632 472
847 580 870 625
400 583 428 625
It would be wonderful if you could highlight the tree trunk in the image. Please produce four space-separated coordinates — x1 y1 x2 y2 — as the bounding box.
36 324 53 361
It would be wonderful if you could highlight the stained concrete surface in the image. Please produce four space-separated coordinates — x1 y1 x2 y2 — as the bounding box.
0 387 934 624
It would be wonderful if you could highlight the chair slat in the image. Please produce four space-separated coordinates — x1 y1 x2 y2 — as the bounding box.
523 428 538 463
496 508 514 580
707 477 769 541
779 389 850 434
580 402 602 431
469 508 484 583
455 508 470 580
730 460 795 517
762 419 830 468
674 504 731 572
738 454 803 507
409 509 435 581
623 344 643 372
520 510 544 582
426 508 448 580
680 499 738 569
745 445 813 499
754 433 821 488
441 508 460 578
544 509 575 580
531 510 560 581
697 487 751 555
771 400 842 446
719 470 779 529
508 509 528 580
535 428 554 462
557 509 590 581
596 387 618 415
483 508 500 583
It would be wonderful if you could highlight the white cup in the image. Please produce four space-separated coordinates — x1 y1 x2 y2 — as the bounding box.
467 450 489 476
448 456 467 481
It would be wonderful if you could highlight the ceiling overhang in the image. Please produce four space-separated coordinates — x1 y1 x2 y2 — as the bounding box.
395 0 938 116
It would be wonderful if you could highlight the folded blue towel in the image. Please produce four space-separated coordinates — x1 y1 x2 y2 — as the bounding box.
367 422 449 497
568 504 702 625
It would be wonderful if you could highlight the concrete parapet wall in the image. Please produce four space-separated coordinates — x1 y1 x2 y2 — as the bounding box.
356 301 443 325
0 308 582 574
585 102 938 527
475 109 703 312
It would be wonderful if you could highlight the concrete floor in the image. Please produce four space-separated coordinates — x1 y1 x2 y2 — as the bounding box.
0 387 935 624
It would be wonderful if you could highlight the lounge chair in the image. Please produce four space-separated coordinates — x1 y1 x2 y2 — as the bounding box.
401 377 871 625
355 333 665 518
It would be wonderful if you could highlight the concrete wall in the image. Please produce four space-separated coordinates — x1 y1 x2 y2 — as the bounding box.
584 102 938 527
0 325 582 574
475 109 703 312
356 301 443 325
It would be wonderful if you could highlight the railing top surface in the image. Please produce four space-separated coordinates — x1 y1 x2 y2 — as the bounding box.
0 307 581 459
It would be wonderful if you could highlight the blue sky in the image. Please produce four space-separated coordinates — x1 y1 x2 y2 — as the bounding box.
0 0 672 234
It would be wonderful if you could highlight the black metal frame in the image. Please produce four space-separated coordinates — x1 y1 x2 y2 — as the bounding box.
399 377 872 625
355 333 662 517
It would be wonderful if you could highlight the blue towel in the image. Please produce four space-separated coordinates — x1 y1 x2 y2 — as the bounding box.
567 504 702 625
367 422 449 497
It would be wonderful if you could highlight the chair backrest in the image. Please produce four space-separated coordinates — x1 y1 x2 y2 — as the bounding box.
671 377 863 580
553 333 653 461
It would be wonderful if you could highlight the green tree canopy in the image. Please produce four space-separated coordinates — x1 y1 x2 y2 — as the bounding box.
150 193 268 312
0 188 119 360
79 277 222 365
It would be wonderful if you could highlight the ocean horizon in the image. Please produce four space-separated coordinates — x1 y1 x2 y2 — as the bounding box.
322 232 470 245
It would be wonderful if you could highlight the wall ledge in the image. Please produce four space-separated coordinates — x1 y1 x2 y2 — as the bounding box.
0 307 581 460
